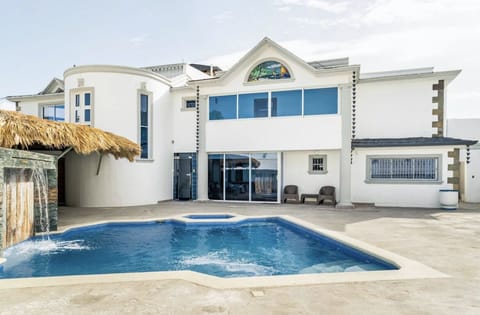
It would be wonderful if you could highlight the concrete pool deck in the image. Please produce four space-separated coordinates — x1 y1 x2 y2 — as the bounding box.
1 201 479 314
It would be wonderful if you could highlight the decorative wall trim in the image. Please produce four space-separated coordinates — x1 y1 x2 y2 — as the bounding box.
196 86 200 153
351 71 357 164
447 148 460 190
432 80 445 137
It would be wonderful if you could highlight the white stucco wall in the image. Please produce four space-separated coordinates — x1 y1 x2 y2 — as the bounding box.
16 95 64 118
206 115 341 152
64 67 173 207
356 78 437 138
351 147 452 208
171 89 197 153
447 118 480 202
0 99 15 111
283 150 340 200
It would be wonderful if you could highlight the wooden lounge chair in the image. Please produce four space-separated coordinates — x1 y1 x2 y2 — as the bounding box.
282 185 299 203
301 186 336 205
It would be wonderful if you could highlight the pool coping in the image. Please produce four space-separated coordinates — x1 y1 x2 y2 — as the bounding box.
0 213 448 289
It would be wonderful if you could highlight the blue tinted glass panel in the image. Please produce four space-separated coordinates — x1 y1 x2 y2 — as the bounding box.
271 90 302 117
75 94 80 107
85 109 91 122
140 94 148 126
84 93 91 106
238 93 268 119
140 127 148 159
304 88 338 115
209 95 236 120
42 107 55 120
55 105 65 121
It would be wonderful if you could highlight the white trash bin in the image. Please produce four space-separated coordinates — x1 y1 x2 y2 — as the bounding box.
439 189 459 210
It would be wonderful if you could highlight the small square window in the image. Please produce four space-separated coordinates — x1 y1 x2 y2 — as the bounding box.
183 99 196 110
309 155 327 174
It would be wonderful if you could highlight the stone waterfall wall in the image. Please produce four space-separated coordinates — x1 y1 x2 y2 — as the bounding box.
0 148 57 256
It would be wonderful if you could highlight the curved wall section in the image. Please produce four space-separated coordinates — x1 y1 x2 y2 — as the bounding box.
64 67 173 207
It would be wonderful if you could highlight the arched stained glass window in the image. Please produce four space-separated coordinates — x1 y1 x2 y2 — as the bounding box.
247 61 291 82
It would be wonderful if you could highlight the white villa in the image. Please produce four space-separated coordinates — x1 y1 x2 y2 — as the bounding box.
6 37 477 208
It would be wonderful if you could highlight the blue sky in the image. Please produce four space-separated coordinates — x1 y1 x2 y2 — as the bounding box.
1 0 479 117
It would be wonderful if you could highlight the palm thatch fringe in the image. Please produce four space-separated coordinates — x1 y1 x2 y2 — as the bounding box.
0 110 140 161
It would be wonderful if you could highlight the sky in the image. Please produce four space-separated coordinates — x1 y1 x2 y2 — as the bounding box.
1 0 479 118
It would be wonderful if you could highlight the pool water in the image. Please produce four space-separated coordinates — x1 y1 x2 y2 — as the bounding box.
0 218 396 279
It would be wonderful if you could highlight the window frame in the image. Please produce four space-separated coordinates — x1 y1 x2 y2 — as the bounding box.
69 87 94 126
38 103 65 122
208 86 339 121
137 89 153 161
365 155 443 184
182 98 197 111
308 154 328 174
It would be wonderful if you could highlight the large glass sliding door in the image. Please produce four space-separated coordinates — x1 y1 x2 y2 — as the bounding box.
207 154 224 200
251 153 278 202
225 154 250 201
208 153 278 202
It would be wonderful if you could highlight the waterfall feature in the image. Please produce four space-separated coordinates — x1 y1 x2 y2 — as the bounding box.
32 168 50 235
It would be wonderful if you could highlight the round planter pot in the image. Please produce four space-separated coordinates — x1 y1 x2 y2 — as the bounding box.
439 190 459 210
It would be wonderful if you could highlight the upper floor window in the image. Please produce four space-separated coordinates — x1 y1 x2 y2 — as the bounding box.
71 90 93 125
271 90 302 117
239 92 268 118
304 88 337 115
248 61 291 82
185 100 196 110
208 87 337 120
41 104 65 121
209 95 236 120
138 92 152 160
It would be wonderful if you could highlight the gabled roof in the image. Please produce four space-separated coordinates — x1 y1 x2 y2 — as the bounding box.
40 77 64 95
352 137 477 148
188 37 359 84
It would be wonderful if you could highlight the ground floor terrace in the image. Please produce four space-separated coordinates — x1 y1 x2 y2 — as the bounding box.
1 201 479 314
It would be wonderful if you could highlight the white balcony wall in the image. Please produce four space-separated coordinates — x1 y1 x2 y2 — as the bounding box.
206 115 342 152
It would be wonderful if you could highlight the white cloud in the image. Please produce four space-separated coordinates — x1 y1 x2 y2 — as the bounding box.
277 0 350 13
213 11 233 23
129 34 150 46
278 6 292 12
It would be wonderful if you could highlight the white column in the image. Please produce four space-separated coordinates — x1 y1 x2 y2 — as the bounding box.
337 85 354 208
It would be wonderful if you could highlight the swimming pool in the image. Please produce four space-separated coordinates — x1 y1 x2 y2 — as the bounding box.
0 216 397 279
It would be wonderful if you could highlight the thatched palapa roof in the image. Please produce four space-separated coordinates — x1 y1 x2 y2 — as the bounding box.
0 110 140 161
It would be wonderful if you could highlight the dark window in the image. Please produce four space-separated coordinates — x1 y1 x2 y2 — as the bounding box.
84 93 91 106
185 100 196 109
75 94 80 107
140 94 149 159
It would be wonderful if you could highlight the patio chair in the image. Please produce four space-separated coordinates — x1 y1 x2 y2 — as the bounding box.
318 186 336 205
282 185 299 203
301 186 336 205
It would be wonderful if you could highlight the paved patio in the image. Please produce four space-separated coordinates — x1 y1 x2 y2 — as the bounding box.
1 201 479 314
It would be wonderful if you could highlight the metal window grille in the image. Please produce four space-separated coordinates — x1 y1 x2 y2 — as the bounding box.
312 157 324 171
371 157 438 180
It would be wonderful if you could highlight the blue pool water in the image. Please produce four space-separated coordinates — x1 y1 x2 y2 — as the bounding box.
0 218 397 279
